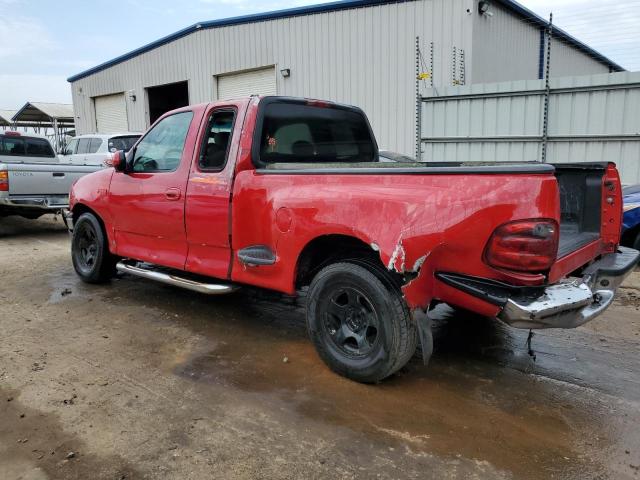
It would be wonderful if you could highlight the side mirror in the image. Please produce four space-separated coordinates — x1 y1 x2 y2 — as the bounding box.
106 150 127 171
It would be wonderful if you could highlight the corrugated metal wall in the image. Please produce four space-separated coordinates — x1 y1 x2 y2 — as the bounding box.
69 0 615 157
421 71 640 184
71 0 476 156
471 3 609 84
549 39 610 78
471 3 540 84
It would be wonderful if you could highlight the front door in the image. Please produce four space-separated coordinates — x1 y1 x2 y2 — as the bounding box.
109 110 198 269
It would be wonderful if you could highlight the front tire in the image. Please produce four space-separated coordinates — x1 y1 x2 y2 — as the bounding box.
306 262 418 383
71 213 116 283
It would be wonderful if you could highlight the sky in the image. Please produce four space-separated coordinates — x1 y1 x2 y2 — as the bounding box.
1 0 638 110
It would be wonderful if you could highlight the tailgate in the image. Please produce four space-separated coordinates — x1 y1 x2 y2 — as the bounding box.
6 163 101 195
551 162 622 280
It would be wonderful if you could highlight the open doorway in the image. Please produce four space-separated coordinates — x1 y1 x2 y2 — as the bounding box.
146 81 189 125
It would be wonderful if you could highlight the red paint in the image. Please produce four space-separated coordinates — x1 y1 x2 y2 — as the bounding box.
69 97 624 316
601 163 623 253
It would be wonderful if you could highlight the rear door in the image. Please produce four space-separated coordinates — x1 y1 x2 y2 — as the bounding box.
71 138 90 165
184 101 245 279
83 137 107 165
109 108 203 269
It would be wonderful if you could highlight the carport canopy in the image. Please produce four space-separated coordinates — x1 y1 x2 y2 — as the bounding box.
0 109 18 128
12 102 74 128
10 102 75 151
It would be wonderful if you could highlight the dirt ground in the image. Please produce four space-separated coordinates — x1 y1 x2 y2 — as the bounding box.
1 215 640 480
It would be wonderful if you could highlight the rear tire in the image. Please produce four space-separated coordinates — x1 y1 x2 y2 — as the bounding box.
71 213 116 283
306 262 418 383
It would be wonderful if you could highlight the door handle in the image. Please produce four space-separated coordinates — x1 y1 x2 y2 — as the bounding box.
165 188 182 201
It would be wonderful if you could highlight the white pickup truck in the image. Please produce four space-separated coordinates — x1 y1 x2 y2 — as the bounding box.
0 131 101 220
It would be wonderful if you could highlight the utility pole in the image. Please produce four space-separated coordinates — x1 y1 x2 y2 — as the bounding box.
541 12 553 163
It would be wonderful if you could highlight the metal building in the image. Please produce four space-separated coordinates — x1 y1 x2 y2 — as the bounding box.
67 0 623 157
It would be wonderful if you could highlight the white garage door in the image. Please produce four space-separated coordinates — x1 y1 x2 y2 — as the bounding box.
94 93 128 133
217 67 277 100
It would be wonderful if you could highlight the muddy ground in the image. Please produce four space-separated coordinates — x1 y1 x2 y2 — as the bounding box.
1 215 640 480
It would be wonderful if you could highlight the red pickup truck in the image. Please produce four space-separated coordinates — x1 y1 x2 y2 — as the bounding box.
68 96 638 383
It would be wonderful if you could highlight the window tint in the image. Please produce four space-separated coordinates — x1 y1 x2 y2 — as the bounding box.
88 138 102 154
25 137 55 157
133 111 193 173
258 102 375 165
199 110 235 170
108 135 139 153
1 137 26 156
77 138 91 154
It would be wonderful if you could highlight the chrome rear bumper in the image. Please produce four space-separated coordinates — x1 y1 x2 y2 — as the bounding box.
0 195 69 210
498 247 639 329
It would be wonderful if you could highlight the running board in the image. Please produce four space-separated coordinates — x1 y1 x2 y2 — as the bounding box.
116 262 238 295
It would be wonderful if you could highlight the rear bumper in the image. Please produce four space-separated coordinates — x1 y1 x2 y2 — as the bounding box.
437 247 640 330
0 195 69 210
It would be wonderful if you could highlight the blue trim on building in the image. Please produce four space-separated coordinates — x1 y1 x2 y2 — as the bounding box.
67 0 624 83
538 29 546 80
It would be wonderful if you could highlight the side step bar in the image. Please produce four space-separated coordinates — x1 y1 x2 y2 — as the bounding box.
116 262 238 295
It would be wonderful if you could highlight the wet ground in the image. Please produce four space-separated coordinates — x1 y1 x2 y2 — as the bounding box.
1 215 640 480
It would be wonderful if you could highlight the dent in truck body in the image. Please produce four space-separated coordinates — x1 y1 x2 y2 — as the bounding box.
229 169 560 313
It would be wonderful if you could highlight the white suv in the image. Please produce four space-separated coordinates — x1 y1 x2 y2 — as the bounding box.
59 133 141 166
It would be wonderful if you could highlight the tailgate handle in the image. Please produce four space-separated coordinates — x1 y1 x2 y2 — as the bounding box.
52 172 65 177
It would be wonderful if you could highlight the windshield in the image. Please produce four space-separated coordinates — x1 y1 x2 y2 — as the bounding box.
108 135 140 153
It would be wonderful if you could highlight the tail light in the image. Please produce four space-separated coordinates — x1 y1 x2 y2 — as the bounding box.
0 171 8 191
484 219 559 272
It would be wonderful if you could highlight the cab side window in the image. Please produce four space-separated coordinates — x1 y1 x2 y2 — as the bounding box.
88 138 103 154
64 139 78 156
199 110 235 171
133 111 193 173
77 138 91 155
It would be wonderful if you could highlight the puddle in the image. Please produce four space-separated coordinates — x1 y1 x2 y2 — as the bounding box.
42 269 637 479
169 299 618 479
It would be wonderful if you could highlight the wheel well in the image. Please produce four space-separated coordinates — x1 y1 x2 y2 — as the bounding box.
72 203 98 224
621 224 640 248
72 204 112 251
295 234 402 289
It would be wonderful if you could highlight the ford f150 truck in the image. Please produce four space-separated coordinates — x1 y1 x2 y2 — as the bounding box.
68 96 639 383
0 131 100 219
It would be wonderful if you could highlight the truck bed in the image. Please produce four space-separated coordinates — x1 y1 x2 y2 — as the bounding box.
555 163 607 259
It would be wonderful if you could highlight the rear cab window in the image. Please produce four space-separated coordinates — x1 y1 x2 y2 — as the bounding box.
254 99 377 168
26 137 55 157
1 135 54 157
1 136 26 156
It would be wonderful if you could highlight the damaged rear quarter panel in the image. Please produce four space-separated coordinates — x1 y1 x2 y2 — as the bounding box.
231 170 559 311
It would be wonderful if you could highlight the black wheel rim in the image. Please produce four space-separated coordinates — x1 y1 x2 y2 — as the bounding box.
323 286 380 357
76 223 98 271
